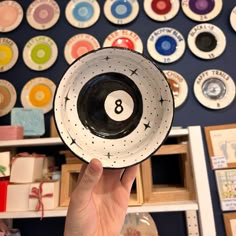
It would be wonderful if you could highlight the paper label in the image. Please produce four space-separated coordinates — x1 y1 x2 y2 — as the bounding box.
222 198 236 211
212 155 227 169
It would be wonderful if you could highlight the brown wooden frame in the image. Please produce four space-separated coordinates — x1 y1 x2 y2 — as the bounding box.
224 212 236 236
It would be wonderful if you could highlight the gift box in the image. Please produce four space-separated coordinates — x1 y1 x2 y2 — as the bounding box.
0 152 10 177
0 180 9 212
0 126 23 141
10 153 45 183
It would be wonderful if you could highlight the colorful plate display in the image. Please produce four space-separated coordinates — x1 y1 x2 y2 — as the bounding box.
164 70 188 108
104 0 139 25
230 6 236 32
194 69 235 109
120 213 159 236
26 0 60 30
21 77 56 113
23 35 58 71
0 0 23 32
64 34 100 64
144 0 180 21
0 79 16 117
54 47 174 168
0 37 18 72
103 29 143 53
187 23 226 60
65 0 100 28
181 0 223 22
147 27 186 63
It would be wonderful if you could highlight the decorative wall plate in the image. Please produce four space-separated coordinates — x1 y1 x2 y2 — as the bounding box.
103 29 143 53
120 213 159 236
26 0 60 30
65 0 100 28
0 37 18 72
147 27 185 63
0 80 16 117
64 34 100 64
181 0 222 22
187 23 226 60
104 0 139 25
0 0 23 32
21 77 56 114
164 70 188 108
23 35 58 71
54 47 174 168
194 69 235 109
144 0 180 22
230 6 236 32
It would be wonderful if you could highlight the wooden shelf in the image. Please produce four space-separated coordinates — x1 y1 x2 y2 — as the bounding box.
0 201 198 219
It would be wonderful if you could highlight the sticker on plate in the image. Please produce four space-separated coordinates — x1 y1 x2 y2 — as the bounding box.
0 0 23 32
144 0 180 21
147 27 185 63
230 6 236 32
194 69 235 109
187 23 226 60
65 0 100 28
0 79 16 117
103 29 143 53
64 34 100 64
0 37 18 72
23 35 58 71
21 77 56 113
163 70 188 108
104 0 139 25
181 0 222 22
26 0 60 30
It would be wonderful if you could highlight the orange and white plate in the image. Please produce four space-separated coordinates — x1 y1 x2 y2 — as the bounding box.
164 70 188 108
104 0 139 25
0 37 18 72
64 34 100 64
23 35 58 71
0 0 23 32
0 79 16 117
144 0 180 21
103 29 143 53
26 0 60 30
21 77 56 113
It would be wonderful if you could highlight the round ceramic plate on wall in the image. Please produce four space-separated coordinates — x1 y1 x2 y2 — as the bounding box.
0 37 18 72
103 29 143 53
23 35 58 71
104 0 139 25
194 69 235 109
21 77 56 114
181 0 222 22
0 1 23 32
187 23 226 60
64 34 100 64
65 0 100 28
0 79 16 117
54 47 174 168
144 0 180 22
147 27 186 63
164 70 188 108
26 0 60 30
230 6 236 32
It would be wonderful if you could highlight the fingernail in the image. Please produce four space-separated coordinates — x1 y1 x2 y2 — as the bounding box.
89 159 102 174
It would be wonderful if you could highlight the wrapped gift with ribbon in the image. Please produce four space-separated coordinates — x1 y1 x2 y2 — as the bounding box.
10 152 45 183
0 152 11 178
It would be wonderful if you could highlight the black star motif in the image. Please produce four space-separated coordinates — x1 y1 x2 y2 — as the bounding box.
144 121 151 130
106 152 112 159
64 94 70 107
104 56 111 61
130 68 138 76
159 95 168 106
70 138 76 145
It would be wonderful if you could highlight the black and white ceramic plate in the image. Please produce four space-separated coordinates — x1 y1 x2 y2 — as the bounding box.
54 47 174 168
194 69 235 109
187 23 226 60
144 0 180 21
181 0 222 22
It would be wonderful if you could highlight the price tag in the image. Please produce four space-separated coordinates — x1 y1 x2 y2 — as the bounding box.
212 155 227 169
222 199 236 211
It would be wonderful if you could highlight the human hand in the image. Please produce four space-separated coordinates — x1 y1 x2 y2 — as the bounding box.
64 158 139 236
0 220 9 234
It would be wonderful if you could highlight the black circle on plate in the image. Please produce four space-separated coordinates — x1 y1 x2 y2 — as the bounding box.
195 32 217 52
77 72 143 139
